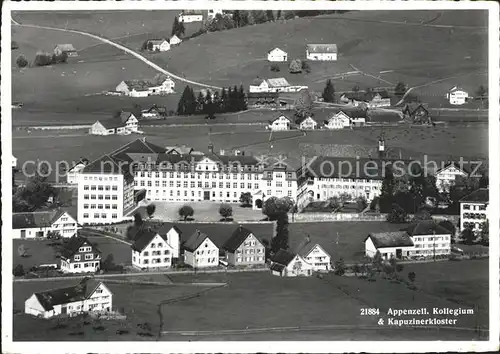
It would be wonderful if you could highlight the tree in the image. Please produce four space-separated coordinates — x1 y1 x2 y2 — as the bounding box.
179 205 194 221
379 167 395 212
11 40 19 50
177 86 197 115
262 196 294 221
284 11 296 20
322 79 335 103
17 244 28 257
294 89 314 119
133 213 143 227
171 16 186 37
410 209 432 224
252 10 268 24
102 254 115 271
146 204 156 219
13 164 56 212
196 91 205 114
276 10 283 20
289 58 302 74
271 214 290 253
328 196 341 210
16 54 28 68
461 227 476 245
266 10 275 22
13 264 25 277
233 10 242 27
219 204 233 221
33 51 53 67
301 60 311 74
479 219 489 246
372 251 383 271
238 85 247 111
476 85 487 103
219 88 228 113
356 196 368 212
386 203 408 223
334 258 346 276
408 271 416 283
239 192 252 207
126 226 136 241
394 82 407 97
352 264 361 277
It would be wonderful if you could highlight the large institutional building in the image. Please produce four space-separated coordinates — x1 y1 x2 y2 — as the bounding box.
74 139 299 224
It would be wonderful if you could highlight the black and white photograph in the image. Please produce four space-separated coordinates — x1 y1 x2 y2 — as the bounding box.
2 0 499 352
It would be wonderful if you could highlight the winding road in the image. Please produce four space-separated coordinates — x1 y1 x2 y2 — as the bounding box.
11 18 222 90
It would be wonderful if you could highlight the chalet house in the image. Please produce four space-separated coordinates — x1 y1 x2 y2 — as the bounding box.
222 226 266 266
54 44 78 57
141 104 167 119
435 162 468 193
269 249 314 277
115 78 175 97
306 44 337 61
365 231 414 260
183 230 219 268
267 47 288 62
249 78 291 93
323 111 351 130
67 158 89 184
460 188 489 234
404 221 452 257
89 112 138 136
268 115 291 131
246 92 281 109
12 210 79 239
145 39 170 52
169 34 182 46
447 86 469 105
25 279 112 318
296 116 318 130
296 238 331 272
402 103 431 124
131 229 177 269
60 236 102 274
178 11 203 23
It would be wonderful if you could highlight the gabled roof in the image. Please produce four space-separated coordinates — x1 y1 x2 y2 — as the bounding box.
157 223 183 237
268 47 287 54
266 78 290 88
296 116 318 125
146 38 169 45
460 188 489 203
269 114 291 124
111 138 166 155
405 220 451 236
183 230 212 252
131 229 164 252
403 103 429 115
123 79 154 91
366 231 414 249
170 34 181 41
55 44 76 52
449 86 467 93
435 161 470 175
32 279 107 311
296 241 329 258
223 226 261 252
96 118 126 130
271 249 296 266
120 111 134 123
306 44 337 53
60 236 100 259
12 210 69 229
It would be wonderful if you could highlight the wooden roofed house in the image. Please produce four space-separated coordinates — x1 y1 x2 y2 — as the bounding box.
267 114 291 131
169 34 182 46
269 249 314 277
141 104 168 119
54 44 78 57
267 47 288 62
364 231 414 260
222 225 266 267
60 235 102 273
402 103 432 124
306 44 337 61
295 236 331 272
296 116 318 130
12 209 79 239
182 229 219 268
144 38 171 52
89 112 138 135
178 10 203 23
246 92 281 109
25 278 112 318
249 77 291 93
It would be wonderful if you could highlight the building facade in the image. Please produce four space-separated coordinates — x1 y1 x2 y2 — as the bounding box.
131 230 175 269
13 210 79 239
297 116 318 130
178 12 203 23
323 111 351 130
306 44 337 61
297 242 331 272
60 236 102 273
447 86 469 105
435 162 468 193
268 115 291 130
267 47 288 62
460 188 489 234
223 226 266 266
183 230 220 268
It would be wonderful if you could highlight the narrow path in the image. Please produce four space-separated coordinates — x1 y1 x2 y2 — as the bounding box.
12 20 222 90
349 64 395 86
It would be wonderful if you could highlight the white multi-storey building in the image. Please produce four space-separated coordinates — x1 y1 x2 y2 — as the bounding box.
183 230 219 268
459 188 489 234
131 229 176 269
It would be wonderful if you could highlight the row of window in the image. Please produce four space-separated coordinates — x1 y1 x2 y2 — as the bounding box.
463 222 486 229
83 176 119 181
320 185 379 190
413 236 450 242
236 248 263 254
318 178 380 183
142 250 170 256
72 262 100 268
82 213 118 219
142 258 170 264
138 171 262 180
237 256 263 263
137 180 262 189
83 185 119 191
463 204 487 211
74 254 94 261
462 213 487 219
414 244 449 249
195 249 217 255
78 246 92 253
146 189 252 199
83 194 119 200
266 190 294 197
83 204 118 210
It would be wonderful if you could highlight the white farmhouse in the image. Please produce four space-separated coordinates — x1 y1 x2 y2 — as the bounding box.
183 230 219 268
131 229 176 269
306 44 337 61
268 115 291 131
323 111 351 130
250 78 291 93
296 116 318 130
365 231 415 260
25 279 112 318
60 235 102 274
178 11 203 23
447 86 469 105
296 238 331 272
269 249 314 277
435 162 468 193
169 34 182 46
460 188 489 234
267 47 288 62
144 39 170 52
13 210 79 239
89 112 138 136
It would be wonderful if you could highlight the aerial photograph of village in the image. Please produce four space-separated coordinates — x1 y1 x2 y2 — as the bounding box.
7 4 493 343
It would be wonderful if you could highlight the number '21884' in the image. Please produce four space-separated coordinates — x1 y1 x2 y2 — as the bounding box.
360 308 380 316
